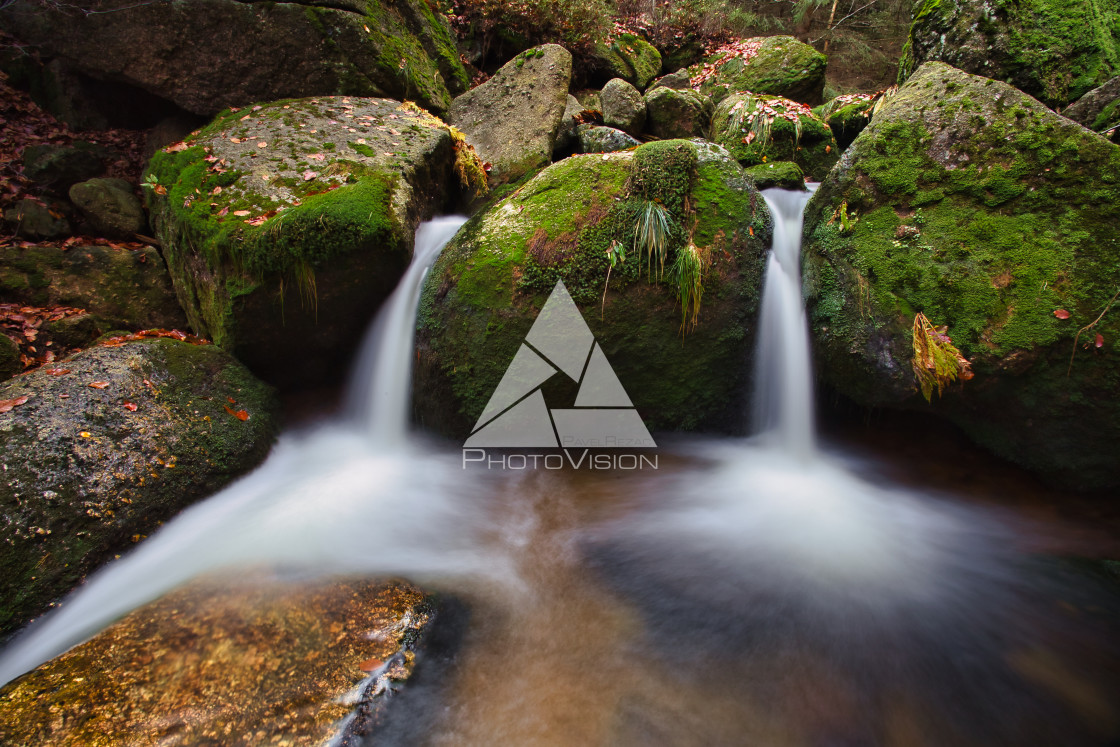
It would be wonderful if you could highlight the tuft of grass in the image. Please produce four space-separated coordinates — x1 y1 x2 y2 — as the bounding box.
633 199 674 280
671 241 711 334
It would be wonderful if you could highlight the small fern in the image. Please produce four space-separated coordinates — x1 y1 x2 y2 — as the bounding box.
912 312 973 401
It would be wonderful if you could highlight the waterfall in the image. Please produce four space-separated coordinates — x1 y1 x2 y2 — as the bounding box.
347 216 467 445
753 186 818 458
0 215 506 687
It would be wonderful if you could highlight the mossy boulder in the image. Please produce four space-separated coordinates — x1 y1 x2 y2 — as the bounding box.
147 96 456 388
813 93 880 150
601 78 647 137
577 125 641 153
0 579 429 746
745 161 806 190
898 0 1120 109
0 337 278 635
68 178 147 239
803 62 1120 489
690 36 828 106
0 335 18 382
449 45 573 186
0 0 468 116
711 94 838 180
1 199 70 240
0 243 187 332
414 139 773 438
644 86 713 140
592 33 663 90
1064 75 1120 144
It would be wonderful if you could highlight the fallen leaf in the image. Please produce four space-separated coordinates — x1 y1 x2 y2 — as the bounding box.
257 141 268 148
302 170 317 181
79 431 91 437
230 137 242 143
44 368 70 376
0 395 29 413
123 401 138 411
252 105 262 112
218 206 229 216
1054 309 1070 319
88 381 110 389
153 184 167 196
358 657 383 673
224 405 250 421
308 153 326 161
1096 333 1105 348
227 396 237 404
233 210 251 216
164 142 188 153
211 185 222 195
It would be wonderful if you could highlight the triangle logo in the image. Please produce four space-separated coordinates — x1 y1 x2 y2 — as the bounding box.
465 280 656 448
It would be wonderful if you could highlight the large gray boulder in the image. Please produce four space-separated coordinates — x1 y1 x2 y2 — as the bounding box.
0 336 279 634
803 62 1120 489
449 45 573 185
0 0 469 116
644 86 712 139
147 96 458 388
601 78 646 137
898 0 1120 109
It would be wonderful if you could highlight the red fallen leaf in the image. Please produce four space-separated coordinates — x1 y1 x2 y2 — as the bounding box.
164 142 187 153
246 216 267 226
1096 333 1105 348
88 381 109 389
153 184 167 196
233 210 251 217
224 405 250 421
229 107 241 112
0 395 29 413
44 368 70 376
307 153 326 161
217 206 229 217
358 657 383 673
229 137 242 143
123 401 138 411
1054 309 1070 319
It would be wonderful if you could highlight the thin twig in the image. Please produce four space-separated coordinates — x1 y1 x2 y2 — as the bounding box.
1068 285 1120 375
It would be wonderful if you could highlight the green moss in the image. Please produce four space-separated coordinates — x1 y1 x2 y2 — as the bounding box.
712 95 838 180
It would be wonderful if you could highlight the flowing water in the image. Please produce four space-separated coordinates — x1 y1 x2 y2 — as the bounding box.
3 202 1120 746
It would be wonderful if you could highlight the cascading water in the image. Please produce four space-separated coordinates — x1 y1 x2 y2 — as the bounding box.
0 215 509 687
753 187 818 457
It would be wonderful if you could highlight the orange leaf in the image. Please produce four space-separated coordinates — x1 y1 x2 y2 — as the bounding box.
0 395 29 413
88 381 110 389
44 368 70 376
1054 309 1070 319
224 405 250 421
227 396 237 404
123 401 138 411
233 210 250 217
358 657 383 673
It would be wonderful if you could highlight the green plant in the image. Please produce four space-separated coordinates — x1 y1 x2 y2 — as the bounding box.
671 241 711 333
601 239 626 319
633 200 674 280
912 311 973 401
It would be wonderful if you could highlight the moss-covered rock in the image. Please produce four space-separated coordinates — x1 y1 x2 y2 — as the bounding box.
644 86 713 139
0 338 278 634
449 45 573 186
147 96 455 387
813 92 881 150
0 334 18 383
711 94 838 180
0 0 469 116
414 139 773 437
0 243 187 332
592 33 663 90
804 62 1120 489
0 578 430 746
67 178 147 239
21 142 109 191
1064 75 1120 144
745 161 806 190
601 78 647 136
1 199 70 240
690 36 828 106
898 0 1120 109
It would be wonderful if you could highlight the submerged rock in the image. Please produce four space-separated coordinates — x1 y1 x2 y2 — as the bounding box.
449 45 573 186
711 94 838 180
147 96 457 388
898 0 1120 109
804 62 1120 489
0 578 430 746
415 139 772 438
0 0 469 116
0 243 187 332
0 337 278 633
690 36 827 106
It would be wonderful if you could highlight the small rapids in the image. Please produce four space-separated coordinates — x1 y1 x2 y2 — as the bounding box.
2 201 1119 747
